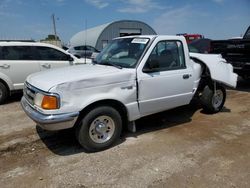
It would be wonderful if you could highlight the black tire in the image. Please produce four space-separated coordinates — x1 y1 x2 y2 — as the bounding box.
0 82 8 105
201 84 226 113
75 106 122 152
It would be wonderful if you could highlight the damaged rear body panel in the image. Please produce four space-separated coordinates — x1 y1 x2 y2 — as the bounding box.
190 52 238 88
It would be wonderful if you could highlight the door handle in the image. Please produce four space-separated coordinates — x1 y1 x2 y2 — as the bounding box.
0 64 10 69
41 64 51 68
183 74 191 79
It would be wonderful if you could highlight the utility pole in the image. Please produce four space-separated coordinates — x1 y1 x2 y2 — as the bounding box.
52 14 57 40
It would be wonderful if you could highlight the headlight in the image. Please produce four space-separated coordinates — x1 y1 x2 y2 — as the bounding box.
34 93 60 110
34 93 44 107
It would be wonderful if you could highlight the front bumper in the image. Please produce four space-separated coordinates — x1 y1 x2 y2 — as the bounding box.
21 96 79 131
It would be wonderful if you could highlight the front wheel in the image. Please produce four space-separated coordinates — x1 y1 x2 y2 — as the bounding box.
75 106 122 152
201 84 226 113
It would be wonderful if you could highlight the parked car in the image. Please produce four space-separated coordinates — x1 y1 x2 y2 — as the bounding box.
21 35 237 152
210 26 250 80
188 38 211 53
67 45 100 59
0 41 91 104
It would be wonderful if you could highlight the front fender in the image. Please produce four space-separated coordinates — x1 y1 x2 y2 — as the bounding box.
190 53 238 88
47 80 140 121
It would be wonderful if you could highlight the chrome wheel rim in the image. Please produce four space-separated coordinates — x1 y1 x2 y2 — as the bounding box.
212 90 224 109
89 115 115 144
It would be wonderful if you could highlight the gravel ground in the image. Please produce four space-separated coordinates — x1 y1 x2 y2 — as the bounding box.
0 80 250 188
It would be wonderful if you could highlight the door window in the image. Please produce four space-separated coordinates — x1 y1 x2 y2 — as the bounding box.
0 46 36 60
86 46 97 52
75 46 86 50
145 41 186 71
35 46 69 61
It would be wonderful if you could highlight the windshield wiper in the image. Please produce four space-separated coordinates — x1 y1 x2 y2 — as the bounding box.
100 61 123 69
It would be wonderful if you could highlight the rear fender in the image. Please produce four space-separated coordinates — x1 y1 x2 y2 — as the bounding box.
0 72 14 91
190 53 238 88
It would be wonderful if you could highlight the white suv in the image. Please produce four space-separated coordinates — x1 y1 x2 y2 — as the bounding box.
0 42 91 104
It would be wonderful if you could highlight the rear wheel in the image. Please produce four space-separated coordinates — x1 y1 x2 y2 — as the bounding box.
75 106 122 152
201 84 226 113
0 82 8 105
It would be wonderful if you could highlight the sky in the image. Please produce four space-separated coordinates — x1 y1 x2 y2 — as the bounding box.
0 0 249 44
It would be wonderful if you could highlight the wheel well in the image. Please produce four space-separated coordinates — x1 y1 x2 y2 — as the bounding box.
0 79 10 96
191 57 213 89
75 99 128 128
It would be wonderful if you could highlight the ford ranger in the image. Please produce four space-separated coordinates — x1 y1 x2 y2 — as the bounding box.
21 35 237 151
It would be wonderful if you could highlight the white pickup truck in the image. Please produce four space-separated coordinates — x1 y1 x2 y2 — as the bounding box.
21 35 237 151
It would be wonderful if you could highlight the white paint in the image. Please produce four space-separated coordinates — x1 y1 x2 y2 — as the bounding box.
190 53 238 88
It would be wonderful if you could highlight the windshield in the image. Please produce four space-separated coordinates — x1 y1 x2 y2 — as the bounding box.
244 26 250 39
95 37 150 68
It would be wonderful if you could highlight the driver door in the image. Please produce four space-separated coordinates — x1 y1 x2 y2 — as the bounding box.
137 40 194 116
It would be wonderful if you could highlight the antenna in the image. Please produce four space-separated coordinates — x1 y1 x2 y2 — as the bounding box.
84 19 87 63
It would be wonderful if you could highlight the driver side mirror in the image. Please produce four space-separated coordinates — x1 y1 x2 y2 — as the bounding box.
143 59 159 73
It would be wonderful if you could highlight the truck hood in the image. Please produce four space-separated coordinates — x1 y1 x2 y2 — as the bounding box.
190 53 238 88
27 64 136 92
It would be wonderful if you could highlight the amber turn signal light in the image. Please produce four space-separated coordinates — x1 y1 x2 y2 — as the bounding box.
41 95 59 109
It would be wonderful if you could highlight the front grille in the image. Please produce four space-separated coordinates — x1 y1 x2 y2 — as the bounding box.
23 82 36 105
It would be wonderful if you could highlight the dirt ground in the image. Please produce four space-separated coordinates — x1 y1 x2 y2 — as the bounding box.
0 80 250 188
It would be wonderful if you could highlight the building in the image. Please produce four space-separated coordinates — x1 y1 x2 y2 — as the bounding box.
70 20 156 51
40 34 62 48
